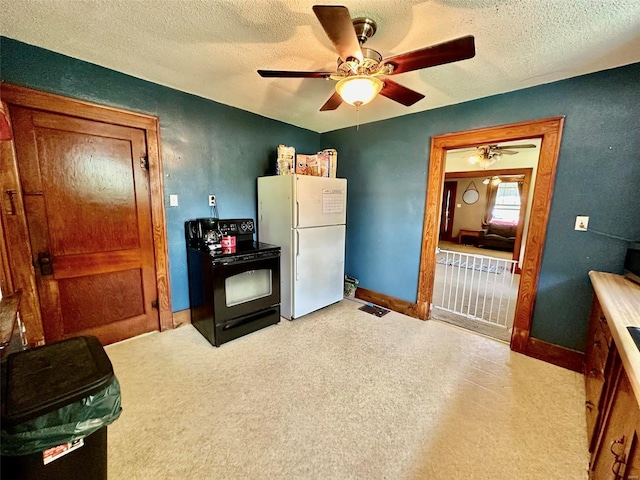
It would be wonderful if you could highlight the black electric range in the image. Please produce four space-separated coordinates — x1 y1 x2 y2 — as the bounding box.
185 218 281 347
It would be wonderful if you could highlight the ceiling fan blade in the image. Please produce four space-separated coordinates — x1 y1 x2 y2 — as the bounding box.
382 35 475 75
379 79 425 106
320 91 343 111
495 150 519 155
258 70 333 79
497 144 537 149
313 5 363 63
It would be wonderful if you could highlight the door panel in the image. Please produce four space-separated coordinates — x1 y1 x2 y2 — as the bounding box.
294 176 347 228
10 106 158 345
58 268 145 330
38 132 141 255
293 224 345 318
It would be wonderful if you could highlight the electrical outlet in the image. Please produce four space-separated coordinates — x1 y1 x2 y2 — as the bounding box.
208 194 216 207
575 216 589 231
169 194 179 207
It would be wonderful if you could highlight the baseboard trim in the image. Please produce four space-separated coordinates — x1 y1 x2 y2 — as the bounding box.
172 309 191 327
524 337 585 373
354 287 420 319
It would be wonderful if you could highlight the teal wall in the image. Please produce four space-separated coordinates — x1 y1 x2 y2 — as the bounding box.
321 62 640 351
0 37 320 312
2 36 638 351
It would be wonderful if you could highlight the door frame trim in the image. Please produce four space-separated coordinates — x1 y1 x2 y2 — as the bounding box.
416 117 564 354
0 83 173 342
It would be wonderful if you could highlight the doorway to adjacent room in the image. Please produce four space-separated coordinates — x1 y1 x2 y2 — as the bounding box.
416 117 565 356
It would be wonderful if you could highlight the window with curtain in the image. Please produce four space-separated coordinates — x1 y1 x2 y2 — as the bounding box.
491 182 521 224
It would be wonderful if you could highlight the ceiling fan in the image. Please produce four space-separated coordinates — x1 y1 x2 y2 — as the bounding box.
466 144 537 168
257 5 475 111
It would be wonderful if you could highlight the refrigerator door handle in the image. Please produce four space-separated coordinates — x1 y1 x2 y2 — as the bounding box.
296 200 300 228
295 230 300 280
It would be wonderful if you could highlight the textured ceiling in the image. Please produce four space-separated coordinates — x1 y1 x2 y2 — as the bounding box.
2 1 639 133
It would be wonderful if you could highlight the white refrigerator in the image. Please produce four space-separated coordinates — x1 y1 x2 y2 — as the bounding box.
258 175 347 320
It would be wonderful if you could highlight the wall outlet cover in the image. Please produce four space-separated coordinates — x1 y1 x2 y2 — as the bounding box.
575 216 589 231
208 194 216 207
169 194 179 207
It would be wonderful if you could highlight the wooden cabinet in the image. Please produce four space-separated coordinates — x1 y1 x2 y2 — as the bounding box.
591 360 640 480
586 294 640 479
585 298 615 450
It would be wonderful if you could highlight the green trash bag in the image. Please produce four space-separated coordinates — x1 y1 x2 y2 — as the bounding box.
1 378 122 456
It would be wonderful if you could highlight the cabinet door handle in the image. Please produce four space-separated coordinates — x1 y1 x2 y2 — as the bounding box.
610 436 625 459
585 400 595 411
611 457 625 480
610 437 626 479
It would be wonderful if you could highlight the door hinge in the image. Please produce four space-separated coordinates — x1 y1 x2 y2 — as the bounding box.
4 190 17 216
140 156 149 170
151 299 158 309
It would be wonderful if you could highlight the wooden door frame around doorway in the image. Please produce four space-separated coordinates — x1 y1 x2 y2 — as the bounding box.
0 83 172 345
416 117 566 360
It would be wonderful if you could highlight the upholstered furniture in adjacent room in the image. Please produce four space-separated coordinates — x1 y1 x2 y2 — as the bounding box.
478 222 516 251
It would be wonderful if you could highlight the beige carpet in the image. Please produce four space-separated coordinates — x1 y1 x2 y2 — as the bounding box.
105 299 588 480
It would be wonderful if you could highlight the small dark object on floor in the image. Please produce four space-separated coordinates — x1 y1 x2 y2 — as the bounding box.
359 304 390 317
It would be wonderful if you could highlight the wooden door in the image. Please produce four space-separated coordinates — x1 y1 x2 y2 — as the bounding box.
439 181 457 242
10 106 159 345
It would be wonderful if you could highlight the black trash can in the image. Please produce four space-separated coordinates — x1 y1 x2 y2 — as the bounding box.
1 336 122 480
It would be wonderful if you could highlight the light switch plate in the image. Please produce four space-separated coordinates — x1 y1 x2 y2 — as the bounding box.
575 216 589 231
169 194 179 207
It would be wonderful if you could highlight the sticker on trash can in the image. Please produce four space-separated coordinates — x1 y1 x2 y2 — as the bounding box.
42 438 84 465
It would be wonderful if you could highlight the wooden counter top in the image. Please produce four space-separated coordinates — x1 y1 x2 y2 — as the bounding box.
589 271 640 406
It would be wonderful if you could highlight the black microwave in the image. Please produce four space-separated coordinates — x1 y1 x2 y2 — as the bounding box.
624 243 640 284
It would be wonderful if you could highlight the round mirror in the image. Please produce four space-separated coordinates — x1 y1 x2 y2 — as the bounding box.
462 189 479 205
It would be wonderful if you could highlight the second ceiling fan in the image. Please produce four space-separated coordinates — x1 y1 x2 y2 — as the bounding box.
466 144 538 168
258 5 476 111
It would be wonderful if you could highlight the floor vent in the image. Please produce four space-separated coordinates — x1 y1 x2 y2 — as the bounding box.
359 304 390 317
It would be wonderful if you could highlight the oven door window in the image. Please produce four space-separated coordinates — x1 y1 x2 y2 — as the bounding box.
225 269 272 307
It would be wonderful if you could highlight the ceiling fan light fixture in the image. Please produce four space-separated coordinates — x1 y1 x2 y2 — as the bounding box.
335 75 383 107
468 148 501 169
483 176 502 185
